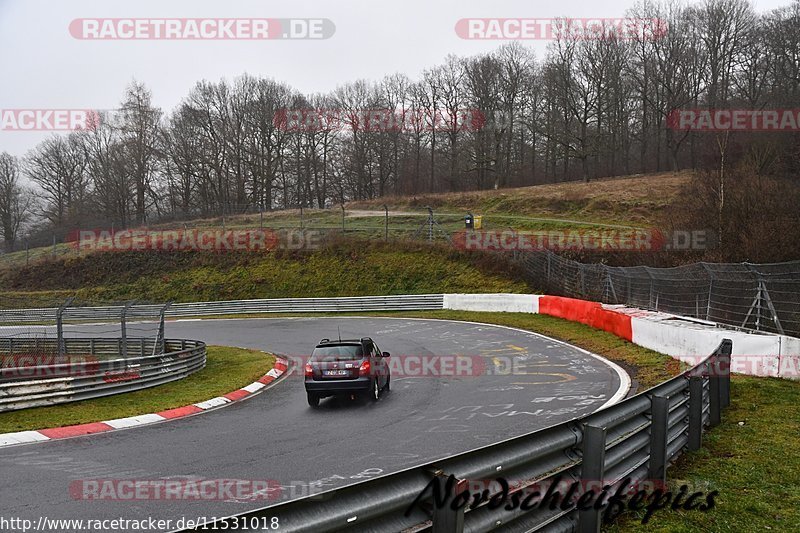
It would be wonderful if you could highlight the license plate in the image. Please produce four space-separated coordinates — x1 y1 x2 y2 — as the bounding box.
323 370 348 377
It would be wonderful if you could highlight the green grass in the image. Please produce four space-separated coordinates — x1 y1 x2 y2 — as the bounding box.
0 345 275 433
607 375 800 532
0 239 531 305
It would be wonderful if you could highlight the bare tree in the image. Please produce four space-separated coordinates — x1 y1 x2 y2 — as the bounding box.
0 153 35 252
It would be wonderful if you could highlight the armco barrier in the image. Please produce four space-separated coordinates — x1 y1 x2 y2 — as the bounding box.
175 340 732 533
0 295 445 324
0 339 206 412
2 293 794 378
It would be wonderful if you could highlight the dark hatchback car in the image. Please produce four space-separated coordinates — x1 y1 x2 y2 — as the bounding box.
304 337 390 407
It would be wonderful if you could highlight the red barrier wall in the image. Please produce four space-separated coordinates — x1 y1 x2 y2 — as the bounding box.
539 296 633 341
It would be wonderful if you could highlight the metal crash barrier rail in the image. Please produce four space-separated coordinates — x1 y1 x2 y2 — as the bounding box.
0 339 206 412
173 339 732 533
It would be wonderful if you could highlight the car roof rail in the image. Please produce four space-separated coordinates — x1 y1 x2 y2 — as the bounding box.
360 337 372 343
319 338 330 344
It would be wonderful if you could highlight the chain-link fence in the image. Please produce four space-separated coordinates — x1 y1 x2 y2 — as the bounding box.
519 249 800 337
0 296 170 362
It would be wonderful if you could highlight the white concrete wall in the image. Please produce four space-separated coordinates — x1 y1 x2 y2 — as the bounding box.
443 293 539 314
630 315 785 377
441 293 798 379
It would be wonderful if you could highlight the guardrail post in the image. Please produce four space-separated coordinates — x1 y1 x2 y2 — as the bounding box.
431 472 465 533
709 358 721 427
648 394 669 485
688 375 703 451
719 339 732 409
579 424 606 533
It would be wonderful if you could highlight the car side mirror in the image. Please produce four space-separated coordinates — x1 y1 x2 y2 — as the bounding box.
382 352 390 358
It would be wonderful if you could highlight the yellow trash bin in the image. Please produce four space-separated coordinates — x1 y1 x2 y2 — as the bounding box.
474 215 482 230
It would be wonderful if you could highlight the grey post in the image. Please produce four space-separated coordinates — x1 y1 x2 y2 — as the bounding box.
688 375 703 451
341 204 346 232
56 297 75 357
720 339 732 408
156 302 173 355
120 301 136 359
579 424 607 533
709 357 721 427
431 471 465 533
648 394 670 485
382 204 389 240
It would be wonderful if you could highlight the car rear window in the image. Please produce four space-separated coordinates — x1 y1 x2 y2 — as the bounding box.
311 344 363 360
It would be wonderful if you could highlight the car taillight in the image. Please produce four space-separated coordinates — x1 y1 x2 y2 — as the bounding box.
304 363 313 377
359 360 371 376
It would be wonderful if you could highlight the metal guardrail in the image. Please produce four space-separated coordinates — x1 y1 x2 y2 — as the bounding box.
0 295 445 323
175 339 732 533
0 339 206 412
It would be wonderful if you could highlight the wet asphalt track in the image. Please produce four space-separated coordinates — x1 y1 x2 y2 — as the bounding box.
0 317 628 529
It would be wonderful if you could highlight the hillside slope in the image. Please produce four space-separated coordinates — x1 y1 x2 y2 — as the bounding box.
0 239 530 305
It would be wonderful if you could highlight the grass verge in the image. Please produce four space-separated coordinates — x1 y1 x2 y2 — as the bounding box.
607 374 800 532
0 346 275 434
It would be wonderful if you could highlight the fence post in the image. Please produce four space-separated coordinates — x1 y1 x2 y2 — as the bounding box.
648 394 670 485
382 204 389 240
688 375 703 451
56 297 74 358
120 301 135 359
431 472 466 533
341 205 346 232
579 424 607 533
705 266 714 320
156 302 172 355
644 267 655 310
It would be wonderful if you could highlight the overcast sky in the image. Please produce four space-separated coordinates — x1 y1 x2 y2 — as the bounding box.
0 0 789 156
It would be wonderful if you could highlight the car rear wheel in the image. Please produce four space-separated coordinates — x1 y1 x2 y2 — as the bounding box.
307 392 320 407
384 375 390 392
